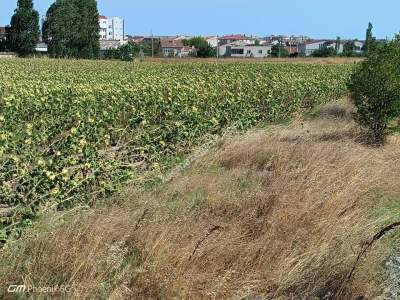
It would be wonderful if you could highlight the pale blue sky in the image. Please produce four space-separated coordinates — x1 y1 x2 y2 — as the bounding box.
1 0 399 39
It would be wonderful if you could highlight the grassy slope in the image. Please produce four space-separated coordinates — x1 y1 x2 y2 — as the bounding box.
1 99 400 299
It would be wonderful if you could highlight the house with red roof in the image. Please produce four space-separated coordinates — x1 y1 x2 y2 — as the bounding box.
160 39 196 57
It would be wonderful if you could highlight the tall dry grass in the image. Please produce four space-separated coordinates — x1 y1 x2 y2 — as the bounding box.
1 100 400 299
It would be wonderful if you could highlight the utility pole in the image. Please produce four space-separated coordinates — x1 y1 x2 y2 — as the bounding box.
151 30 154 58
278 36 282 58
216 35 219 59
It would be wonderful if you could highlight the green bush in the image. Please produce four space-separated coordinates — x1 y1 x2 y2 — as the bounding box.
106 44 136 61
311 47 337 57
348 38 400 145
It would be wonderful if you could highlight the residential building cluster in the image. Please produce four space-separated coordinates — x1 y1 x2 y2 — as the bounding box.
159 38 196 57
300 40 364 56
217 35 271 58
1 14 368 58
127 34 366 58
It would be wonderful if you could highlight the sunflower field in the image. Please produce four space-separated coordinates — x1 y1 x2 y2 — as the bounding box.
0 59 353 240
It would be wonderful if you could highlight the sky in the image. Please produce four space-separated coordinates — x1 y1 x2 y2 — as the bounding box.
1 0 400 39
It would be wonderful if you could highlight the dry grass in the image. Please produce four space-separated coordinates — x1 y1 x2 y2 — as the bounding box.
1 100 400 299
142 57 363 65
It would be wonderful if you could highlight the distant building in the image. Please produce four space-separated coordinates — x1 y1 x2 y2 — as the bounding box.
219 34 255 46
353 41 364 54
160 39 183 56
160 39 196 57
219 42 272 58
100 40 128 57
173 35 191 41
284 45 300 57
299 39 363 56
299 40 329 56
35 42 48 53
0 27 6 41
180 46 197 57
0 27 8 52
99 16 124 41
205 36 218 48
266 35 310 44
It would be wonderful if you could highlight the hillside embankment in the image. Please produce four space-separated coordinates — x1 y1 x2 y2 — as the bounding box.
1 99 400 299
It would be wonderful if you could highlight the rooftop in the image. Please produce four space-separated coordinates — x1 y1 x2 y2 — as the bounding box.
220 34 254 40
160 39 184 49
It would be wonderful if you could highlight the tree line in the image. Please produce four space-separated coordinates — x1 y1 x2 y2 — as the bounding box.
311 23 376 57
3 0 100 58
0 1 386 60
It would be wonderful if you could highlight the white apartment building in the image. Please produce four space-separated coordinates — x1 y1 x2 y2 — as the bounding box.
218 42 272 58
99 16 124 41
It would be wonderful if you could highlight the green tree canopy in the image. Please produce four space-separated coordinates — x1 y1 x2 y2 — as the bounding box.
8 0 40 56
342 41 356 57
311 46 336 57
183 37 215 58
43 0 100 59
348 37 400 144
335 37 341 52
271 44 289 58
106 43 136 61
363 22 376 55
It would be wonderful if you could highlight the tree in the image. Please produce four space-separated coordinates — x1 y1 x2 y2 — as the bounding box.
43 1 77 58
106 43 135 61
142 39 162 57
342 40 356 57
271 44 289 58
183 37 215 57
363 22 375 55
43 0 100 58
348 38 400 145
7 0 40 56
74 0 100 58
335 36 341 53
311 46 336 57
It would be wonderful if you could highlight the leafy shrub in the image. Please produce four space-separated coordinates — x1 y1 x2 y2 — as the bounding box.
348 38 400 145
311 47 337 57
182 37 215 57
106 44 135 61
271 44 289 58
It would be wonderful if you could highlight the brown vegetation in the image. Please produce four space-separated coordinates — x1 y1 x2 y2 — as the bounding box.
1 99 400 299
